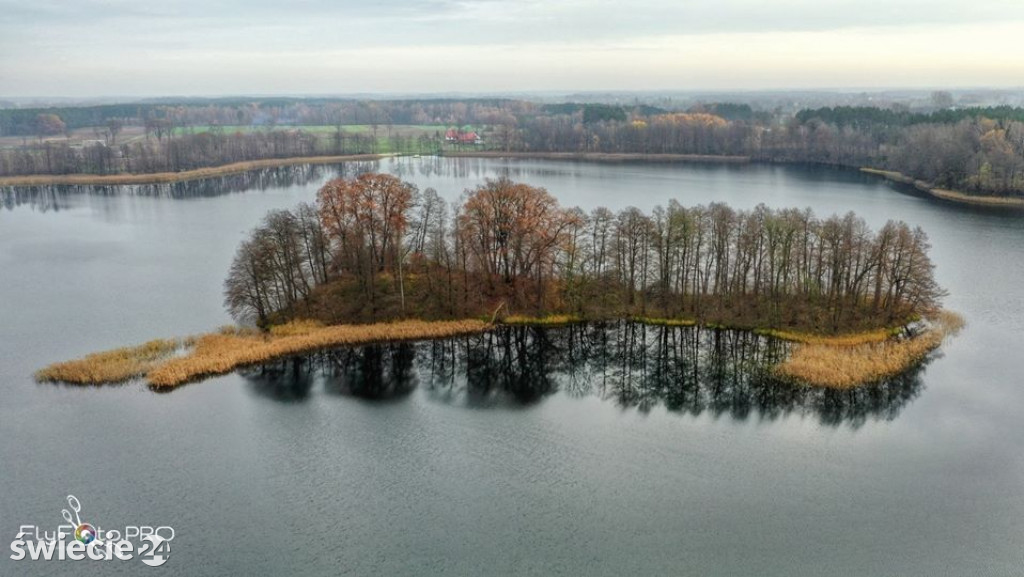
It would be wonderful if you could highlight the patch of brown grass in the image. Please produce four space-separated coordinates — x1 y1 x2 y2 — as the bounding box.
775 310 964 389
35 339 182 385
148 319 488 388
635 316 697 327
861 168 1024 208
267 319 325 337
38 319 490 389
928 188 1024 208
756 327 896 346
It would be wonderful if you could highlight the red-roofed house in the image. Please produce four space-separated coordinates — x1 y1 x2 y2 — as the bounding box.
445 128 483 145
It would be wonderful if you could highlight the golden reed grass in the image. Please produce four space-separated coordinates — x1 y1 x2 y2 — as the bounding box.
754 327 896 346
37 319 488 389
775 310 965 389
0 154 385 187
35 339 182 385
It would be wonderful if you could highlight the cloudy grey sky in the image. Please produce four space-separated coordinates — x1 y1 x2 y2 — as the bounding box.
1 0 1022 96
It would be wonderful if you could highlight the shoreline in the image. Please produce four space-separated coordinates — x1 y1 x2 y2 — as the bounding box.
0 152 750 186
441 151 752 163
860 167 1024 208
37 314 956 390
3 153 1019 209
0 154 388 187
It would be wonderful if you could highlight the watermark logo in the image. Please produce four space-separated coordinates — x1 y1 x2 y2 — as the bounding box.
9 494 174 567
74 524 97 545
62 495 97 545
140 535 171 568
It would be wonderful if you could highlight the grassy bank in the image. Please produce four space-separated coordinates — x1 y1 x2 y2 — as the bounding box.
38 319 488 389
775 310 964 388
861 168 1024 208
0 154 387 187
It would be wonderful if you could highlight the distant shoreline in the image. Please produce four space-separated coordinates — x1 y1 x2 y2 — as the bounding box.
0 152 751 186
860 167 1024 208
0 154 387 186
442 151 752 163
4 154 1021 210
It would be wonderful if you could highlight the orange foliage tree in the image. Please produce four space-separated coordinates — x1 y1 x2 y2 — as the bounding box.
317 173 416 312
457 177 579 308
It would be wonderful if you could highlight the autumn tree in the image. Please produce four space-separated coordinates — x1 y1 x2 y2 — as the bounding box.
317 173 416 315
35 114 66 140
457 177 577 308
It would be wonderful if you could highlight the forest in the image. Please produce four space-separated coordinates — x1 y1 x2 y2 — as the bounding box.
1 98 1022 197
224 173 945 335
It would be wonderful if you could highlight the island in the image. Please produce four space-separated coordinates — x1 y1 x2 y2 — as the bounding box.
36 173 962 390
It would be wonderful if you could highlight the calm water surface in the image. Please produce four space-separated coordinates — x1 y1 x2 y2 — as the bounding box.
1 159 1022 576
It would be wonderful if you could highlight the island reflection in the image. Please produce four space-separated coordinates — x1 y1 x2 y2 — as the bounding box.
0 162 375 211
240 322 928 428
1 156 518 211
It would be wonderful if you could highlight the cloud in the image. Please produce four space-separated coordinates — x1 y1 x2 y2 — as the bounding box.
1 0 1022 96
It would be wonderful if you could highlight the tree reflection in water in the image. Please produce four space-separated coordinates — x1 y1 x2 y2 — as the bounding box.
0 162 381 211
1 156 509 212
241 322 927 428
1 156 576 212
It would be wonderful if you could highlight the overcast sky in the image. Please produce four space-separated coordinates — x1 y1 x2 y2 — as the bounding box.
1 0 1022 97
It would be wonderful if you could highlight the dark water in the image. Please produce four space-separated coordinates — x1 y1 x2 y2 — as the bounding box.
1 158 1022 576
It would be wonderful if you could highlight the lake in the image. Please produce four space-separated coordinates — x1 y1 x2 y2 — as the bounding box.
1 158 1023 576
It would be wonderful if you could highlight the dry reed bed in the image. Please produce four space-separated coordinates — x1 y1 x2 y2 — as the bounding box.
776 310 965 389
754 326 896 346
0 154 385 187
35 339 183 385
861 168 1024 208
37 319 488 389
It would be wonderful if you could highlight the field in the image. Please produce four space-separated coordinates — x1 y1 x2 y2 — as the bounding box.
0 124 455 151
170 123 448 136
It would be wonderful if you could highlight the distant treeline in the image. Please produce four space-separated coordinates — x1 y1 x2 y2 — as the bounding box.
0 98 522 136
795 105 1024 129
225 174 944 334
2 98 1022 196
0 130 424 176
